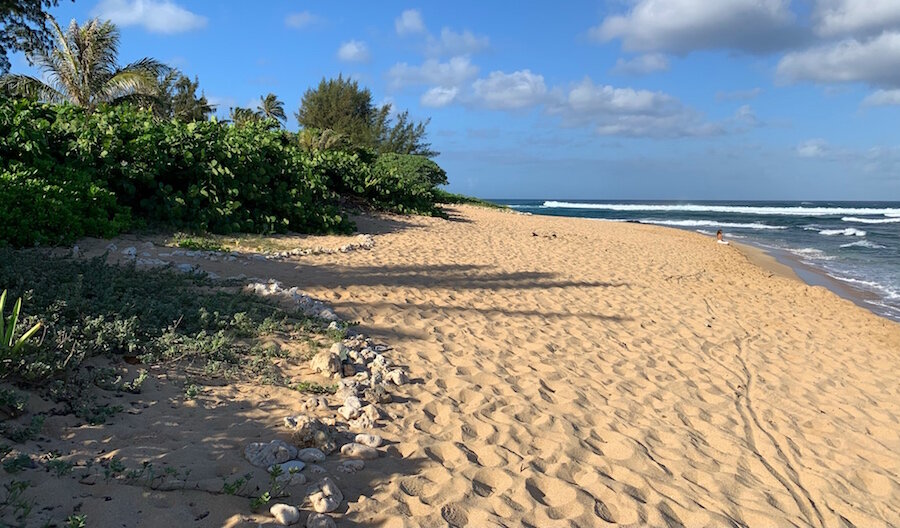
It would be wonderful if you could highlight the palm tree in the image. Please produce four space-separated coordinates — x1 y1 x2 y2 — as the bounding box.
257 93 286 124
0 16 166 111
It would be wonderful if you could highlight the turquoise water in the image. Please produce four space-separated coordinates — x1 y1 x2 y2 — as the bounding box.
496 200 900 322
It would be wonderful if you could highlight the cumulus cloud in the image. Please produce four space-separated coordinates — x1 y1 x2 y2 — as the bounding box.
337 40 370 63
862 89 900 106
611 54 669 75
777 32 900 88
395 9 426 35
387 56 479 90
591 0 800 54
552 77 721 137
285 11 321 29
92 0 206 33
796 139 829 158
426 28 490 56
813 0 900 38
421 86 459 107
734 104 760 126
472 70 548 110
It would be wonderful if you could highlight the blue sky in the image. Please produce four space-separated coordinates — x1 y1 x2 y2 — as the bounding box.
11 0 900 200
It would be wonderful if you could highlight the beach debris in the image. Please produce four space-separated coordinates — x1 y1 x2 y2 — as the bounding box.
306 512 336 528
336 459 365 474
269 503 301 525
354 434 382 448
244 440 298 468
340 442 379 460
285 415 338 454
308 477 344 513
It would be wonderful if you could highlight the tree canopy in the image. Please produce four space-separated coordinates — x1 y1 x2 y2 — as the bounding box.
296 75 436 157
0 0 63 73
0 16 166 110
152 72 215 122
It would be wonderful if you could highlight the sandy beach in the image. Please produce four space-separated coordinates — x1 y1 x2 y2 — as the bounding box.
11 205 900 527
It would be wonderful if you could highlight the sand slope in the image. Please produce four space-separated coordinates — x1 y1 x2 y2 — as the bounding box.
12 206 898 527
278 206 900 527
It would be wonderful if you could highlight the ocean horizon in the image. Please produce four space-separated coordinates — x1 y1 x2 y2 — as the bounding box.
496 199 900 322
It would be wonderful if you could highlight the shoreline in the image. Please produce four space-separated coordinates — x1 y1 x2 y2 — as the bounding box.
732 238 895 322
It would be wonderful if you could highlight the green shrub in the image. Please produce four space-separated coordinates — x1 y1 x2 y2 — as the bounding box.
367 153 448 214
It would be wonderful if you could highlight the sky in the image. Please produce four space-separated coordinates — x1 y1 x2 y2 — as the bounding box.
10 0 900 200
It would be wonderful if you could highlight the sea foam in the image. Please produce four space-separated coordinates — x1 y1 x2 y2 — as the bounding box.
819 228 866 237
639 219 786 230
841 216 900 224
541 201 900 217
840 240 887 249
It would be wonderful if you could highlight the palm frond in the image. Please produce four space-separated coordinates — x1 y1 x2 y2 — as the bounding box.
0 74 66 103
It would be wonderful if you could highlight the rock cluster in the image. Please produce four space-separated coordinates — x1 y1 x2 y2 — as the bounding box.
263 234 375 261
244 281 339 321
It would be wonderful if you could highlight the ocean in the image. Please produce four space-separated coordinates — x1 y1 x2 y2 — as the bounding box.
496 200 900 322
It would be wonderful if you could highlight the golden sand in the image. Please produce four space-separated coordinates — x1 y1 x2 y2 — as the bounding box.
21 205 900 527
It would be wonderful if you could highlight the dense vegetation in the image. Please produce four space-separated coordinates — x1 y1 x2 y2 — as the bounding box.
0 96 459 246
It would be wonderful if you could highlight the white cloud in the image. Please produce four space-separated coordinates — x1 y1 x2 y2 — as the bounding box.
734 104 760 126
92 0 206 34
426 28 490 56
796 139 829 158
395 9 426 35
862 89 900 106
387 56 479 90
612 54 669 75
552 77 720 137
285 11 321 29
777 32 900 88
337 40 370 63
813 0 900 38
591 0 798 54
421 86 459 107
472 70 548 110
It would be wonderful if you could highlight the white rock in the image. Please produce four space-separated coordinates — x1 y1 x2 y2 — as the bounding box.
71 245 80 257
327 321 341 331
341 442 378 460
272 460 306 474
244 440 298 468
296 448 326 463
387 369 409 386
306 512 336 528
343 395 362 410
354 434 382 448
175 263 196 274
338 404 360 421
122 246 137 257
269 503 301 525
105 243 117 252
329 342 350 360
336 459 365 474
347 413 375 432
301 396 329 413
306 463 327 475
308 477 343 513
310 351 341 376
